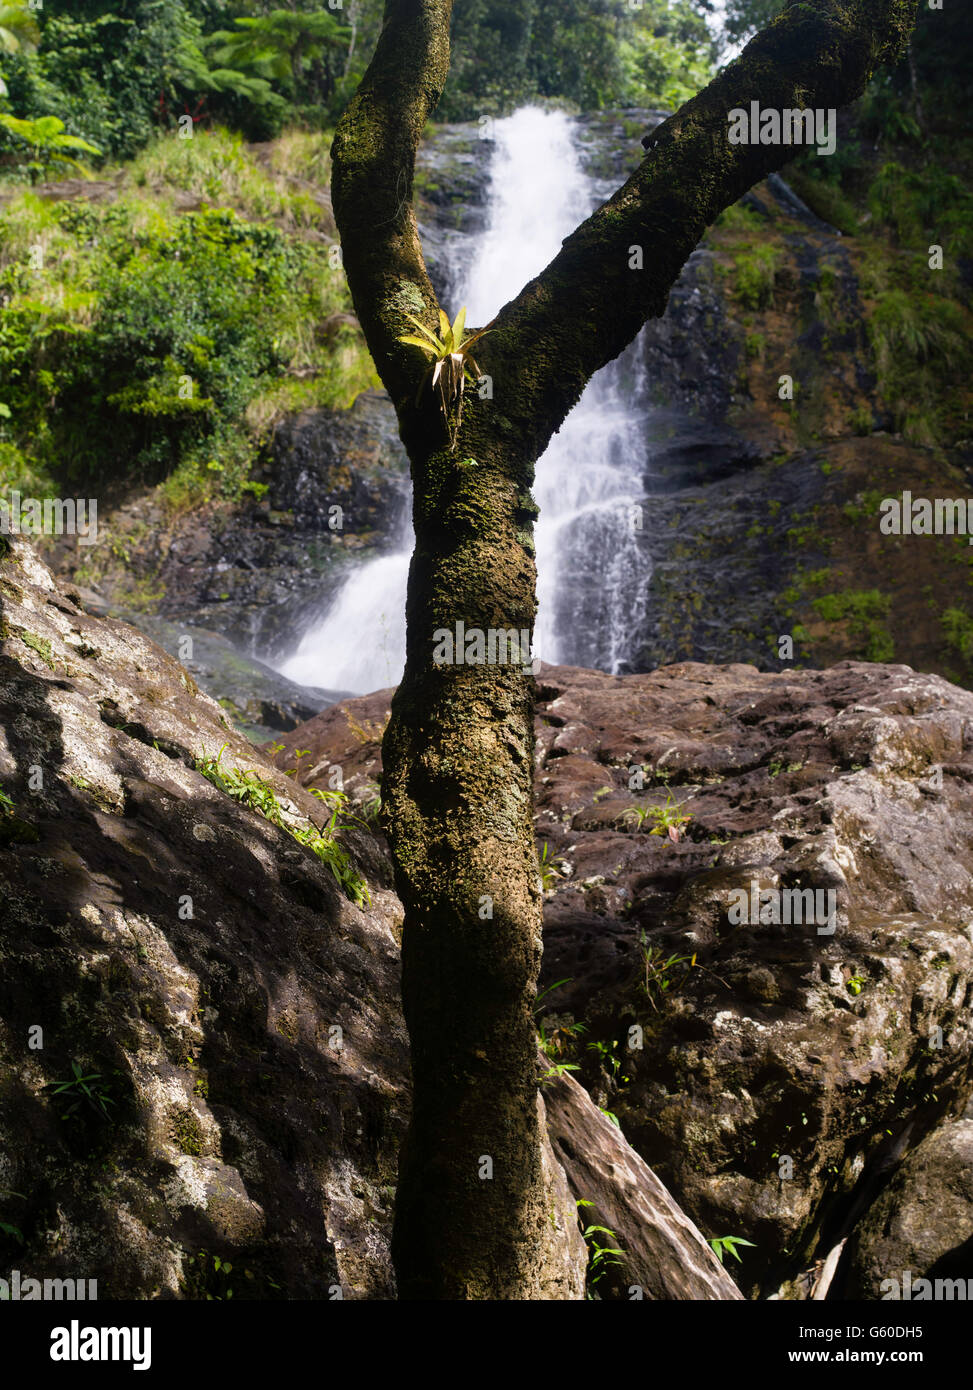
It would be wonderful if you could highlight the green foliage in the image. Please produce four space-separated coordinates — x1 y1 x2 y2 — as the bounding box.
537 840 566 892
867 161 973 259
787 165 862 236
733 245 779 310
0 1 39 58
941 609 973 663
442 0 714 119
576 1200 624 1297
535 978 586 1081
866 286 968 445
0 130 376 502
708 1234 757 1264
870 287 966 369
205 9 349 89
0 112 100 180
538 1059 580 1084
398 304 493 447
0 2 376 154
621 791 692 841
538 1015 585 1061
533 977 571 1017
638 933 696 1011
0 2 289 159
180 1248 275 1301
45 1059 116 1121
723 0 972 454
358 782 382 823
587 1037 630 1086
811 589 894 663
194 743 370 906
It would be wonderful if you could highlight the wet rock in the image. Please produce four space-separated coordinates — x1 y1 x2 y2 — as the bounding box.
415 122 491 296
133 614 351 741
155 390 410 662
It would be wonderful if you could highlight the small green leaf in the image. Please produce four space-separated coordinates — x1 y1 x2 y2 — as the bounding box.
397 334 438 354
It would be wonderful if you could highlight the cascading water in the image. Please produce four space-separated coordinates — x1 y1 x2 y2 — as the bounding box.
277 106 650 693
278 550 411 693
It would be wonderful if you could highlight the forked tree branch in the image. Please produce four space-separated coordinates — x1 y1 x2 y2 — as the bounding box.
331 0 453 440
332 0 917 465
485 0 918 461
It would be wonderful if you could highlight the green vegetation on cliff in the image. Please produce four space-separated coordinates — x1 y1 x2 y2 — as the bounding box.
0 127 377 508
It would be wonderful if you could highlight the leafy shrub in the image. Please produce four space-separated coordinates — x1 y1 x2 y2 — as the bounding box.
734 245 779 310
866 287 969 444
941 608 973 663
0 132 377 503
812 589 894 663
868 161 973 258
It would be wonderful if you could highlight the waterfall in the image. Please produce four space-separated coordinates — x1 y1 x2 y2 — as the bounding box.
277 551 410 693
277 107 650 693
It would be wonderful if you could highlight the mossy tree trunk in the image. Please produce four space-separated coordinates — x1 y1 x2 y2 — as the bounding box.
330 0 918 1300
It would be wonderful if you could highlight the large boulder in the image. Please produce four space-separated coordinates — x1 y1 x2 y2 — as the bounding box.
841 1107 973 1299
0 540 408 1299
535 661 973 1296
276 658 973 1297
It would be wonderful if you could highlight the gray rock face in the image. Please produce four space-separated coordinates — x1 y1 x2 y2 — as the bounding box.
531 661 973 1296
841 1116 973 1299
0 540 409 1299
133 614 352 742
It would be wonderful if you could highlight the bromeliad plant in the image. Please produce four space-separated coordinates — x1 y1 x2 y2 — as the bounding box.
621 791 693 842
398 305 493 450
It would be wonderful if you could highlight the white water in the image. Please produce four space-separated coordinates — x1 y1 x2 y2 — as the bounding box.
280 551 410 693
278 106 650 692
